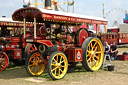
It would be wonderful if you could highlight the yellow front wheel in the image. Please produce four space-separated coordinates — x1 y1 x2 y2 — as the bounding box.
47 51 68 80
25 51 46 76
82 37 104 71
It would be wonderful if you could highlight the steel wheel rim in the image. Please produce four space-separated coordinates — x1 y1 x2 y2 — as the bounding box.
50 53 68 79
86 38 104 70
0 54 8 71
28 52 45 75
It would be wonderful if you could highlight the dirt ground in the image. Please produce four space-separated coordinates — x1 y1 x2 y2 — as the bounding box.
0 48 128 85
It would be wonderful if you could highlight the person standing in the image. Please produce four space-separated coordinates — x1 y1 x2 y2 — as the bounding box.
104 41 110 54
110 41 118 60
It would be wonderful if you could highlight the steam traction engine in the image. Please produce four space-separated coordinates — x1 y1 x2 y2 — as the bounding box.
12 4 107 79
0 20 38 71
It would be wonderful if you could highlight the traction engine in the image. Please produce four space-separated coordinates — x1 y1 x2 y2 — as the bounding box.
0 27 37 71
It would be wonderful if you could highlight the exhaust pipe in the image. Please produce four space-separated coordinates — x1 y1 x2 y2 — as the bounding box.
44 0 52 9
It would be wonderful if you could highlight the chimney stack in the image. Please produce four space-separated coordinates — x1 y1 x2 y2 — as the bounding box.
44 0 52 9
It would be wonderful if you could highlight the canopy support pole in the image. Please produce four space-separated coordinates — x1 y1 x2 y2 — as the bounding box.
34 17 37 39
23 18 26 38
75 23 77 33
87 23 89 30
96 24 98 35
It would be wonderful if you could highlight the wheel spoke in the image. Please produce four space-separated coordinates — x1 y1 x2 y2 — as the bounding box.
29 49 33 53
28 64 33 67
30 59 34 63
95 51 102 54
86 54 90 57
60 69 63 73
89 61 92 66
94 46 98 51
51 67 58 72
88 45 90 51
55 68 57 76
61 65 65 68
92 42 97 49
1 58 6 61
0 55 3 58
60 56 63 63
40 64 45 67
34 66 37 73
53 59 57 63
90 42 92 47
87 50 91 54
33 45 37 50
87 57 92 62
36 66 40 72
92 58 95 67
31 46 34 50
30 65 34 71
60 60 64 64
56 55 58 61
1 65 4 68
94 56 99 60
58 68 60 77
94 59 98 66
51 64 56 66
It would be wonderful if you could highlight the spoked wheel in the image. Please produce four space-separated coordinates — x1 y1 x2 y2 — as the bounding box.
24 43 37 58
47 51 68 80
82 37 104 71
0 53 9 71
25 51 46 76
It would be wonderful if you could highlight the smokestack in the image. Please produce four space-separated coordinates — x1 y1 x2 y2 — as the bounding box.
44 0 52 9
2 16 6 18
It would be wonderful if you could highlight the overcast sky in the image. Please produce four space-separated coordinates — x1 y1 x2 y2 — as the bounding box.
0 0 128 27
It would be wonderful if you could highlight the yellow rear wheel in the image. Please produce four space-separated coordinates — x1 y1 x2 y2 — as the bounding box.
47 51 68 80
82 37 104 71
25 51 46 76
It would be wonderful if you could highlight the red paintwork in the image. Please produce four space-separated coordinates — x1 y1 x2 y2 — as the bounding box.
78 29 88 46
11 37 20 43
68 48 82 62
56 41 63 51
28 44 37 54
37 40 54 47
42 13 107 25
8 49 22 59
118 55 128 61
21 32 32 48
93 24 100 31
5 37 11 41
102 32 128 44
101 34 118 44
107 28 118 33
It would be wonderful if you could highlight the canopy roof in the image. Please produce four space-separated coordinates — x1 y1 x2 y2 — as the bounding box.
0 17 33 27
12 7 108 25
